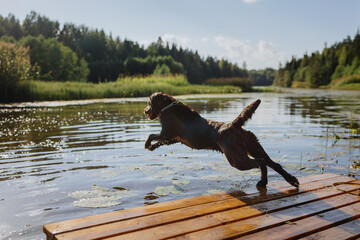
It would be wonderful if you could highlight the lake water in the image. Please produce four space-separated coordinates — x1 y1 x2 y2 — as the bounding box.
0 89 359 239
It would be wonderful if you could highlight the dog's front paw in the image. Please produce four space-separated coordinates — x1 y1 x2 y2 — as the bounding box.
147 142 163 151
145 140 151 149
148 144 158 151
287 175 299 188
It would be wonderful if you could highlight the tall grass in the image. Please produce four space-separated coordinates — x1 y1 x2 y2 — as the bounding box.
15 75 243 102
329 75 360 90
204 77 252 92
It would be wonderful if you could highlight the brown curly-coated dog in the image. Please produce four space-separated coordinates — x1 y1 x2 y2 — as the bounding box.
144 92 299 188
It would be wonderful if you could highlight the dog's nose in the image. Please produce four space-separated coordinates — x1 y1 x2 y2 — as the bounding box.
144 107 150 114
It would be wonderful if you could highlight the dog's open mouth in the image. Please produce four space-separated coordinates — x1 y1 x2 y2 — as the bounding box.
144 107 152 119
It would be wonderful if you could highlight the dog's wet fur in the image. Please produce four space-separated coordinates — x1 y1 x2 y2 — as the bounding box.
144 92 299 188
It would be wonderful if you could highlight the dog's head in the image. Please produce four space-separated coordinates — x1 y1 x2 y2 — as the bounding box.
144 92 176 120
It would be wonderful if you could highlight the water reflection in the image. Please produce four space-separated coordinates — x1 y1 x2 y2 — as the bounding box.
0 90 359 239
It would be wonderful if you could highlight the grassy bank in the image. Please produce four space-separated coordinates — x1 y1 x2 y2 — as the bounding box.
287 75 360 90
328 75 360 90
204 77 252 92
14 75 244 102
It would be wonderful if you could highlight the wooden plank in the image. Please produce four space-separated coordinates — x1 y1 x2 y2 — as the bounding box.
105 182 360 240
299 219 360 240
42 173 344 238
43 173 354 239
43 173 338 238
43 190 232 237
55 180 360 240
239 203 360 239
168 190 360 240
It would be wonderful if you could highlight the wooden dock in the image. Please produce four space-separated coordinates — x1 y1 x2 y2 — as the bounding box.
43 173 360 239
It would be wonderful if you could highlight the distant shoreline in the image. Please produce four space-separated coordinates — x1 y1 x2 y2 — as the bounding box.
0 93 245 108
2 87 360 108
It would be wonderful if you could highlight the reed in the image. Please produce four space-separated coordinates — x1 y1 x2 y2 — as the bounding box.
204 77 252 92
15 75 243 102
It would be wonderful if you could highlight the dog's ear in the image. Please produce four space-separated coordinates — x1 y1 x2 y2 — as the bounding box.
161 93 176 103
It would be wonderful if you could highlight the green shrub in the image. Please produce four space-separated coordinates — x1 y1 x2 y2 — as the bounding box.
153 63 171 75
20 35 89 81
0 41 32 102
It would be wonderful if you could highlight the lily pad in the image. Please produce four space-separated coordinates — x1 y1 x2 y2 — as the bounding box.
73 196 121 208
158 169 178 175
170 185 185 194
153 185 185 196
153 186 170 196
284 164 302 170
172 179 190 186
302 168 319 173
69 185 137 208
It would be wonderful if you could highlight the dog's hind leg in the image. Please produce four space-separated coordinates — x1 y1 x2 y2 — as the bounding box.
246 131 299 188
226 151 259 171
264 156 299 187
254 158 268 187
217 129 270 187
217 134 258 171
217 136 266 186
222 147 268 187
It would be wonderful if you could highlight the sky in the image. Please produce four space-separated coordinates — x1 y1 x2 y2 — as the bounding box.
1 0 359 69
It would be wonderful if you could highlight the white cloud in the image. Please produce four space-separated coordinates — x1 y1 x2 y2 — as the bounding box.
140 35 286 69
161 34 190 48
214 36 287 69
253 40 287 67
214 36 252 59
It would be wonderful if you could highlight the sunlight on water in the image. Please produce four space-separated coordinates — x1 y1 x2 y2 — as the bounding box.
0 89 359 239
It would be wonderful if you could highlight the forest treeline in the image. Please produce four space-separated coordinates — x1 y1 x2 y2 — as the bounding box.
275 32 360 88
2 11 359 95
0 11 253 84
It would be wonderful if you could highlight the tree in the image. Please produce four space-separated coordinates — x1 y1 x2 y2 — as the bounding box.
249 68 275 86
242 61 247 70
20 35 89 81
23 11 60 38
153 63 171 75
0 14 24 40
58 23 83 56
275 32 360 88
0 41 31 102
0 11 251 83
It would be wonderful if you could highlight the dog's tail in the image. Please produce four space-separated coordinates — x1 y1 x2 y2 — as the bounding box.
231 99 261 128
